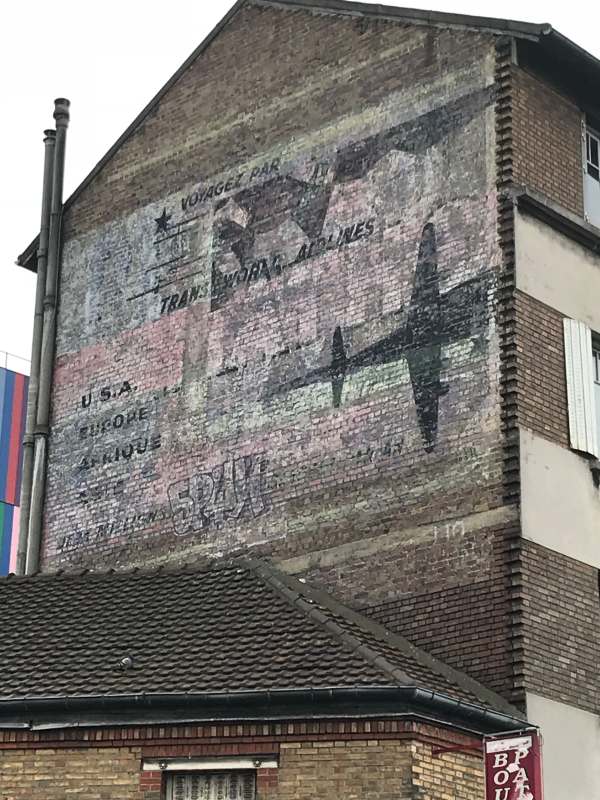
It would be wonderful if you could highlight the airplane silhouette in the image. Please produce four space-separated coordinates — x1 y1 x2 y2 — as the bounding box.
212 84 494 281
264 223 489 452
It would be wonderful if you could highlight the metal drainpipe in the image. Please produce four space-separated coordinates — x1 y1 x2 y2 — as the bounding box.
26 99 70 576
15 129 56 575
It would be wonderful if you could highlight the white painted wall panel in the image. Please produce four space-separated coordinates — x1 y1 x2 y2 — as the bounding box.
520 428 600 567
527 693 600 800
515 211 600 331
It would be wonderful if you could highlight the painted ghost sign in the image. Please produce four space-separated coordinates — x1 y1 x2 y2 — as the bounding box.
484 732 544 800
44 64 501 568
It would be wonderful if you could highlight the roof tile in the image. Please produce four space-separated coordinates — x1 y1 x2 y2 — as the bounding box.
0 559 515 718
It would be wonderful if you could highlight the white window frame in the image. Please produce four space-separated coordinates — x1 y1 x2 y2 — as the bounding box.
583 122 600 228
564 318 600 459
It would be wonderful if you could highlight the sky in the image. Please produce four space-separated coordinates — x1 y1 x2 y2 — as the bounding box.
2 0 599 375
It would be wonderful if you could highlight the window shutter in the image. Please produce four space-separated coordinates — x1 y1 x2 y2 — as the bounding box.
563 318 599 457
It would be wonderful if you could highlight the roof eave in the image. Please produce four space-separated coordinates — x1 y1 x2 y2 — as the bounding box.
545 27 600 75
0 686 527 734
515 27 600 122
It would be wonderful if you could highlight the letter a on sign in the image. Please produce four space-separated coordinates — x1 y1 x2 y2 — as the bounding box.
484 730 543 800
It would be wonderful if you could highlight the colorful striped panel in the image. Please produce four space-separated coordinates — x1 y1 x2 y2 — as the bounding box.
9 504 19 574
0 367 29 507
0 501 18 576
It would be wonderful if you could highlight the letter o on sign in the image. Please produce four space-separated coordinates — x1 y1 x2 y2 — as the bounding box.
494 770 509 786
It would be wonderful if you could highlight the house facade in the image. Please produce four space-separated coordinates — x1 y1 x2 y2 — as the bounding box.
0 561 530 800
11 0 600 797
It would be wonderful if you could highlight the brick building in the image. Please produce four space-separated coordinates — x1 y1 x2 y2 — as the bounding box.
0 560 527 799
8 0 600 796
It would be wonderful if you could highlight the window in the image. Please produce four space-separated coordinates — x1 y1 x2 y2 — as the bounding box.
584 125 600 228
564 318 600 458
143 755 276 799
587 130 600 181
167 772 255 800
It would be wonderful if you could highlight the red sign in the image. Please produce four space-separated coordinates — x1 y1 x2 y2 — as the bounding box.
484 731 543 800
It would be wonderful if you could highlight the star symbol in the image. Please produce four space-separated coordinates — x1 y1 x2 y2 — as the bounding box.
155 208 172 234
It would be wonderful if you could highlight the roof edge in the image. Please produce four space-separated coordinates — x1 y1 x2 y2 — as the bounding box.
253 0 547 39
545 27 600 74
244 559 524 720
0 687 526 733
246 559 416 688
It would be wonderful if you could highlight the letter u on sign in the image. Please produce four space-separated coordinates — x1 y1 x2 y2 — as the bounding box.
484 730 543 800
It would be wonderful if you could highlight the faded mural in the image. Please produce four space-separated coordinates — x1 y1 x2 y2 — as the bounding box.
43 73 501 568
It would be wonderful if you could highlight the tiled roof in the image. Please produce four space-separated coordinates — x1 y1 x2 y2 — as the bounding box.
0 559 517 720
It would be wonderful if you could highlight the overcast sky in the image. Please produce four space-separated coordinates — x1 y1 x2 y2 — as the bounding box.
2 0 599 373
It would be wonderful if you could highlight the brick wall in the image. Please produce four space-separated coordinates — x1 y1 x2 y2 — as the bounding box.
514 290 569 448
60 7 491 242
509 60 600 726
412 742 484 797
521 540 600 715
0 718 484 800
277 740 413 799
512 66 584 217
361 519 516 699
0 746 142 799
41 0 505 622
